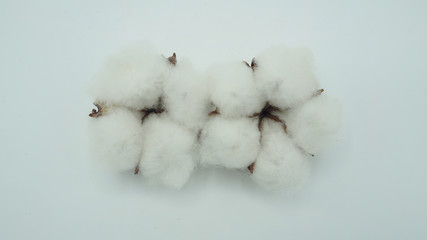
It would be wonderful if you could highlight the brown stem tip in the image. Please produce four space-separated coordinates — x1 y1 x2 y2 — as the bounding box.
244 58 257 71
248 162 255 174
168 53 177 66
89 103 104 118
208 108 220 116
134 165 140 175
251 58 257 70
314 89 324 97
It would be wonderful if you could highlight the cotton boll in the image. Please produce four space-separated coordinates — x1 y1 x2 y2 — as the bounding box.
281 95 341 154
254 46 319 108
199 117 260 169
87 107 143 172
139 115 197 188
252 121 311 190
89 43 171 110
163 59 210 131
207 62 264 118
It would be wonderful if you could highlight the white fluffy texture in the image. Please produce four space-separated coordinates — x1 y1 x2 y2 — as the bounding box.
163 59 210 131
139 115 197 189
199 117 260 169
90 43 170 109
252 122 311 190
281 95 342 154
254 46 319 108
87 44 341 190
88 107 143 172
207 62 264 118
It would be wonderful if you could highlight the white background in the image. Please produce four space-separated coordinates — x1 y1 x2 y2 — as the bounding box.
1 0 426 239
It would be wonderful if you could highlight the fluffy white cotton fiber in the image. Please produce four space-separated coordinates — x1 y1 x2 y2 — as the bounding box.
207 61 264 117
89 43 171 110
139 115 197 189
280 95 341 154
199 117 260 169
163 59 210 131
252 121 311 190
88 107 143 172
254 46 319 108
88 44 341 190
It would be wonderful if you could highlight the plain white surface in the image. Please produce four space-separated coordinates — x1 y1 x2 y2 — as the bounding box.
1 0 426 239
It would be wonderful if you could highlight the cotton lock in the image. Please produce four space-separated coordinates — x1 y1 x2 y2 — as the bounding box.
88 43 341 190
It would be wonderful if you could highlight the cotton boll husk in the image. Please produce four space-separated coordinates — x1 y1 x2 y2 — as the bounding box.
254 46 319 109
89 43 170 110
87 107 143 172
199 117 260 169
163 59 210 131
139 115 197 188
252 121 311 190
280 94 341 155
207 62 264 118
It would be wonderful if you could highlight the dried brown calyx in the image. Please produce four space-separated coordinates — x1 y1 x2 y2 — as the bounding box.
89 102 105 118
247 102 287 174
140 97 165 123
251 102 287 133
247 89 325 174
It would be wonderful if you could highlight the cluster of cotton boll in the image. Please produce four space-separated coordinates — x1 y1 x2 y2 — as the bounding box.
87 43 340 190
199 62 263 169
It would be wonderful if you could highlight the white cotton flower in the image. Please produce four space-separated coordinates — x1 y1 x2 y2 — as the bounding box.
89 42 171 110
252 121 311 190
163 59 210 131
207 61 264 118
280 94 341 155
87 107 143 172
254 46 319 109
199 117 260 169
139 115 197 189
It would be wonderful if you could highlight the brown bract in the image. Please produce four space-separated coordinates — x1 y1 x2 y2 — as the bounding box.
89 103 104 118
168 53 177 66
248 162 255 174
208 108 220 116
